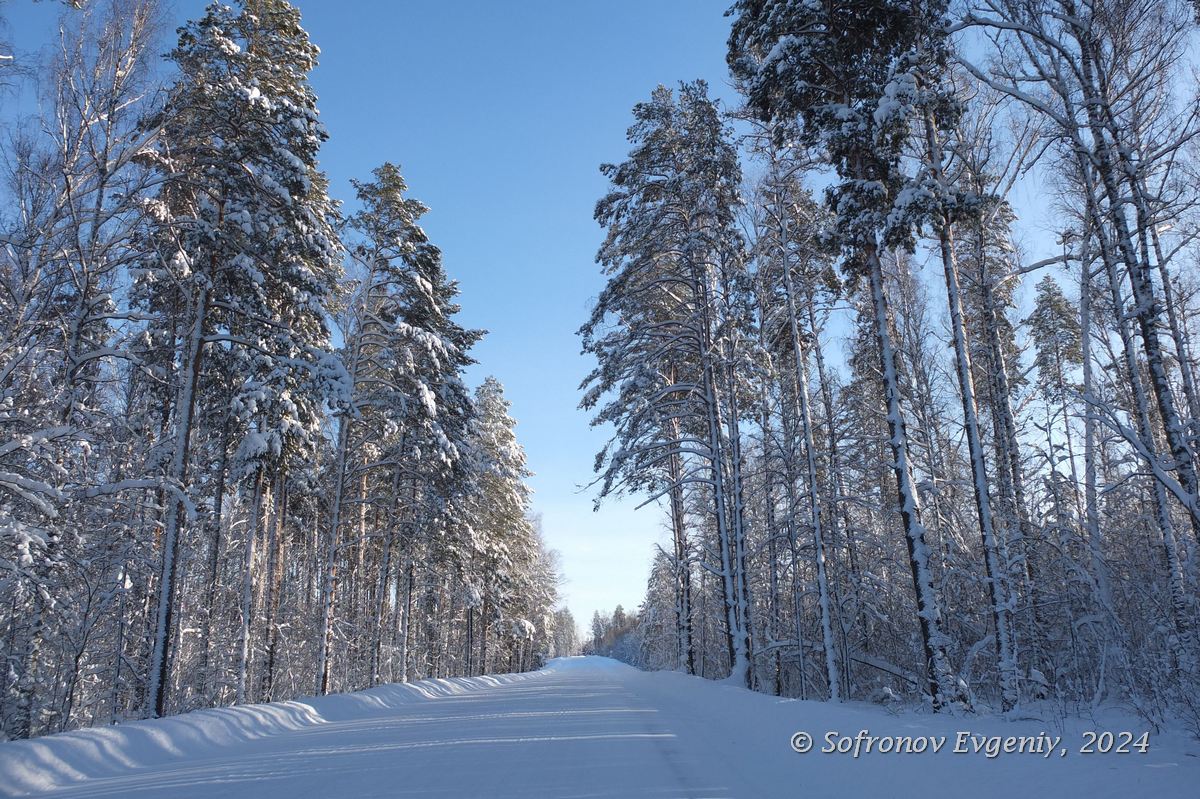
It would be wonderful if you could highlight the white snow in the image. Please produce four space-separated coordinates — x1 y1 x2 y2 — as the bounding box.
1 657 1196 798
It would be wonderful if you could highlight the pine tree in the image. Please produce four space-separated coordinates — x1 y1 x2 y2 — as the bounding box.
317 162 481 693
580 81 754 686
137 0 347 717
730 0 965 710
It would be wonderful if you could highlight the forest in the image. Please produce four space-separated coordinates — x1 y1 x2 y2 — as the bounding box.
581 0 1200 733
0 0 573 741
4 0 1200 753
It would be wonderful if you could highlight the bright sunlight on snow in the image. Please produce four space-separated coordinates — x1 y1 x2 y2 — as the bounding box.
4 0 1200 796
2 657 1196 798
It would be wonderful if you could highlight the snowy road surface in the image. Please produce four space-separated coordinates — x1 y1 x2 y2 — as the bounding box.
2 656 1197 798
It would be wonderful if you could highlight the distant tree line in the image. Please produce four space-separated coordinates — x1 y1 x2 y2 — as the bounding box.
584 606 638 662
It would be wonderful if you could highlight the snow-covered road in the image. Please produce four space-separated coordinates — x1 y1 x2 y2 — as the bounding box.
2 656 1196 798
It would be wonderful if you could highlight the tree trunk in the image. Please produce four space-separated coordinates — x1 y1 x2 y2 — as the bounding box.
236 468 264 705
146 286 208 719
923 110 1019 709
865 236 959 711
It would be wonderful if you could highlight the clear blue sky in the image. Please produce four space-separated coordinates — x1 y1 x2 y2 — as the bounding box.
301 0 737 632
3 0 738 631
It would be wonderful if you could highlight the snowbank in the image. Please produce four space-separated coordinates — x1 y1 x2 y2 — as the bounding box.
1 658 1196 798
0 672 539 797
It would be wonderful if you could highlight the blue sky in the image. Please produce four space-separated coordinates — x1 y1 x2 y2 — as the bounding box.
3 0 738 630
301 0 737 631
